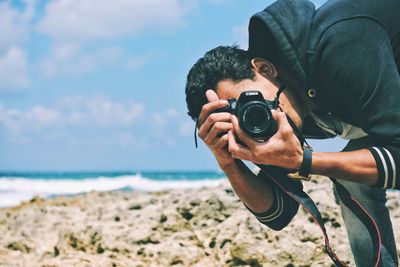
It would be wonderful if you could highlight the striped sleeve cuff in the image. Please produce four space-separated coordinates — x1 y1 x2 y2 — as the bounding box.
368 147 398 189
250 185 284 223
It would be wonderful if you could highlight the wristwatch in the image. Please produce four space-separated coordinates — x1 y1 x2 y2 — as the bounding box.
288 146 313 181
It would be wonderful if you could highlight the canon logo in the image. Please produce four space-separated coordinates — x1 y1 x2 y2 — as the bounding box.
245 91 259 96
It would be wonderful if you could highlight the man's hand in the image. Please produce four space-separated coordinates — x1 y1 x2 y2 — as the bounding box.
197 90 235 169
228 110 303 170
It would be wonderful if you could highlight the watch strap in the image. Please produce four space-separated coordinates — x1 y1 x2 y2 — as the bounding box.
287 146 313 181
299 146 313 177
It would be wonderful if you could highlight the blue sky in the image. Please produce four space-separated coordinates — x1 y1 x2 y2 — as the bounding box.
0 0 346 171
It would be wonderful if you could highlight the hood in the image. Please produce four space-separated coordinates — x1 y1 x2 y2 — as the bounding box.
248 0 315 90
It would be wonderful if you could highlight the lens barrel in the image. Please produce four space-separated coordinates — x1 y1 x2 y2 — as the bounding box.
238 101 276 137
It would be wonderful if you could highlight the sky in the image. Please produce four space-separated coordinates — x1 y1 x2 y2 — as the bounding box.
0 0 347 172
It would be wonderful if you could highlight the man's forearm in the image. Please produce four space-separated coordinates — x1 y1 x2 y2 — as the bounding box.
312 149 378 185
220 159 274 213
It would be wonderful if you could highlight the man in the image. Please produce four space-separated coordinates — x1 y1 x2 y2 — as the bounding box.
185 0 399 266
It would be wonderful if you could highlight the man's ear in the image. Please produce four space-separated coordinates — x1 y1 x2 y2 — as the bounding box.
251 58 278 79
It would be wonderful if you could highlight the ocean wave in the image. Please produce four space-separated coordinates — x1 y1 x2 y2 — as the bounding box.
0 174 226 207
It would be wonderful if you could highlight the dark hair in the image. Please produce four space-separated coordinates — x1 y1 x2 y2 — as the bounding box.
185 45 255 121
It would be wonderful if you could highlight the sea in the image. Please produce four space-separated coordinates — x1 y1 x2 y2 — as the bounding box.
0 171 227 208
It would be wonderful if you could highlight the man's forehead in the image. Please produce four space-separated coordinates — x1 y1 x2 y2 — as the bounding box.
216 79 253 98
216 78 277 101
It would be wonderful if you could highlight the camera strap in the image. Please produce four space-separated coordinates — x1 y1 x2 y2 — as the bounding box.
256 115 383 267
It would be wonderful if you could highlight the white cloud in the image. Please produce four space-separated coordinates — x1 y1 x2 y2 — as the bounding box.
0 98 191 149
126 56 149 70
37 0 189 42
48 43 81 60
83 96 144 127
0 102 59 133
0 0 35 91
0 95 145 134
0 0 35 52
38 44 124 77
26 106 60 129
0 47 30 91
204 0 226 4
57 95 145 127
37 44 151 77
152 108 178 128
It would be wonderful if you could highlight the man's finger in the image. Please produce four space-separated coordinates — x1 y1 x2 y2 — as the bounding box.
204 121 233 144
198 113 231 139
206 89 219 102
198 99 228 127
215 134 229 149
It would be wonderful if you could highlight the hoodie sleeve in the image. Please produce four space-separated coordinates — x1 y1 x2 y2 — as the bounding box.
245 167 302 230
316 17 400 190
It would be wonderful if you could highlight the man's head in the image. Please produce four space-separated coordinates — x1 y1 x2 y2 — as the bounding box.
185 45 305 127
185 45 255 121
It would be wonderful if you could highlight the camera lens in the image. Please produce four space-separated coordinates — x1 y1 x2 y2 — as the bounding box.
246 106 268 129
235 90 277 138
240 104 271 135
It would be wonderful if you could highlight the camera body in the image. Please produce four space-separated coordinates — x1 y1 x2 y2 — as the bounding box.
214 90 277 138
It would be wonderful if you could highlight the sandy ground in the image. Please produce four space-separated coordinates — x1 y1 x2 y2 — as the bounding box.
0 178 399 267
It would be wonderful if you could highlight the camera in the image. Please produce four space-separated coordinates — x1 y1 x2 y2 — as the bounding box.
214 90 278 138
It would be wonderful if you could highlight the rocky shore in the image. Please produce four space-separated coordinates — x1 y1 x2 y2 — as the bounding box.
0 178 399 267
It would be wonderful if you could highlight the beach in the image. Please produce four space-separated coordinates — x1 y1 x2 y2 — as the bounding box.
0 177 399 267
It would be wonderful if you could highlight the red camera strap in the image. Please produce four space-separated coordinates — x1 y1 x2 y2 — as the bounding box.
258 165 382 267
